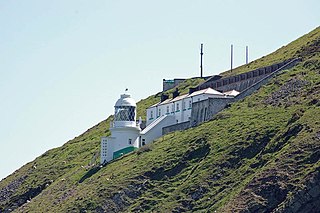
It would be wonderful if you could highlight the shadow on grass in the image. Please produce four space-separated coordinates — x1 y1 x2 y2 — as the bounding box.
79 166 101 183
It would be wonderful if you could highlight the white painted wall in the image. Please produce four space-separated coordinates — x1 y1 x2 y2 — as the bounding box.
146 97 195 126
140 115 175 145
146 95 209 127
101 137 109 163
146 106 157 126
100 126 140 164
110 127 140 150
181 97 192 122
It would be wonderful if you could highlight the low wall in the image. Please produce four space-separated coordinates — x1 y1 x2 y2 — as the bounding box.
162 121 190 135
163 79 186 91
234 58 301 101
198 60 292 92
214 75 265 92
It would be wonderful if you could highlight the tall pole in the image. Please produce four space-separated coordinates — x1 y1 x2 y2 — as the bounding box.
200 43 203 78
246 46 249 64
231 44 233 72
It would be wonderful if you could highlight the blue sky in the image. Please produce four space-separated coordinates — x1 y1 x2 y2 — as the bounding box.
0 0 319 180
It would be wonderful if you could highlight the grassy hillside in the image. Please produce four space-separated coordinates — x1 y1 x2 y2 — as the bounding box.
221 27 320 76
0 27 319 212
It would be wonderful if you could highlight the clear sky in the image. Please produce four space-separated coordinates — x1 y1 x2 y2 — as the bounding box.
0 0 319 180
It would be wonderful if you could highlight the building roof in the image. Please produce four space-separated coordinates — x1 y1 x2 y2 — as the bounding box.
223 90 240 96
115 93 136 107
150 93 189 108
171 93 189 102
188 87 223 97
149 97 173 107
148 87 226 109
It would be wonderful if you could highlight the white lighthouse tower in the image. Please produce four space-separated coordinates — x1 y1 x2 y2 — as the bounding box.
101 91 141 164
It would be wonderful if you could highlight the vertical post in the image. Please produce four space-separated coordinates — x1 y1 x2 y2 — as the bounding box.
231 44 233 72
246 46 249 64
200 43 203 78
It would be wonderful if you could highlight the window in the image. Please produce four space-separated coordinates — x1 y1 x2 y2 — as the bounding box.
166 105 170 114
189 100 192 108
182 101 186 110
176 103 180 111
158 108 161 117
128 139 132 144
115 106 135 121
171 104 174 113
150 110 153 118
142 139 146 146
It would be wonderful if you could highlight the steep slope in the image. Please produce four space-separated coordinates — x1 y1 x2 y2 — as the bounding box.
0 77 203 212
0 27 319 213
222 26 320 76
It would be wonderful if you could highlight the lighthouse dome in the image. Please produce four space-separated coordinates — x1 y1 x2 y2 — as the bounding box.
115 93 136 107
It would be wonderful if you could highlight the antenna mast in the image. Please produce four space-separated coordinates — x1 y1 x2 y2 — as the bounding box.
230 44 233 72
246 46 249 64
200 43 203 78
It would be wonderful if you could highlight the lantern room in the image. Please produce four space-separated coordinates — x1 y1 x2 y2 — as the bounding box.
113 93 137 128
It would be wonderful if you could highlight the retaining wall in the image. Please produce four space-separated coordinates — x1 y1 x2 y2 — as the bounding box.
198 60 292 92
162 58 301 133
190 98 234 127
162 121 190 135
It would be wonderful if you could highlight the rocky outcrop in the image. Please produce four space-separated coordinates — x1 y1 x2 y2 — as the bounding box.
0 176 53 212
263 78 310 107
0 176 27 212
275 170 320 213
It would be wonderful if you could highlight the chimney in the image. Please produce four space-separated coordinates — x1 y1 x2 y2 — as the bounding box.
172 88 180 99
160 93 169 102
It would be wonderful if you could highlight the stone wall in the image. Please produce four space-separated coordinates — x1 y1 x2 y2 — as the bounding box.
162 121 190 135
214 75 265 92
234 58 301 101
190 98 234 127
163 79 186 91
198 60 292 92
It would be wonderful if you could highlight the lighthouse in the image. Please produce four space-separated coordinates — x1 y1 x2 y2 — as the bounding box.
101 91 141 164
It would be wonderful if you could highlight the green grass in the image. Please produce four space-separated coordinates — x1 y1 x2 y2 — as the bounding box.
221 26 320 76
0 27 319 213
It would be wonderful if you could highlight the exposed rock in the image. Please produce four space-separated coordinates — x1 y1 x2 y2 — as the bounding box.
102 180 150 212
274 170 320 213
298 38 320 60
111 191 128 210
316 132 320 140
264 79 310 106
0 178 54 212
0 176 27 204
190 186 207 201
